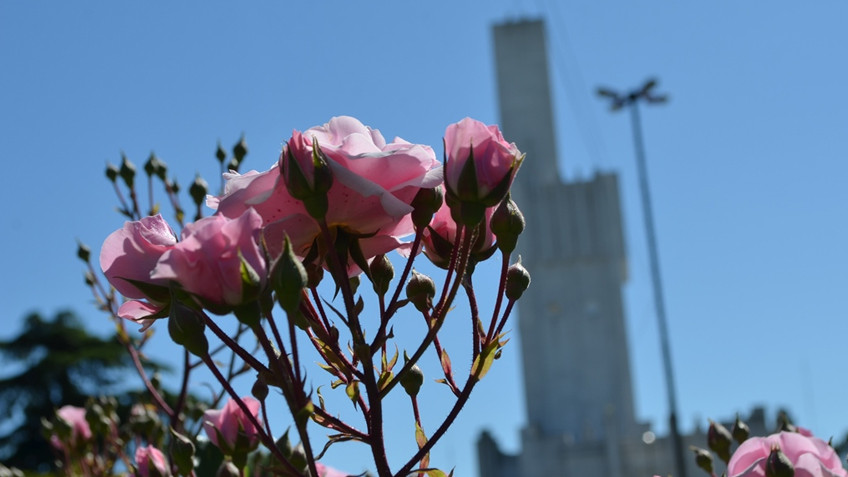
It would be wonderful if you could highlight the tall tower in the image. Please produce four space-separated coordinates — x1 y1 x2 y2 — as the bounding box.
481 18 640 476
479 19 766 477
494 18 639 443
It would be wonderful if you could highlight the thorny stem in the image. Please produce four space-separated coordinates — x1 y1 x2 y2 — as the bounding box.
424 310 459 396
172 349 191 432
395 372 480 477
252 319 320 477
380 229 473 399
203 315 270 375
464 276 481 359
485 252 511 344
318 220 392 477
493 300 516 341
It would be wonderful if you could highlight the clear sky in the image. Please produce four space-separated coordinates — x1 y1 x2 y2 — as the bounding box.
2 2 847 476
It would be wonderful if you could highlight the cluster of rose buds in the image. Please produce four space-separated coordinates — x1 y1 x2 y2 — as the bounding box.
90 116 529 476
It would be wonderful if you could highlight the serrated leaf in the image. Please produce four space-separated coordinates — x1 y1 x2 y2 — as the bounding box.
315 339 348 376
388 298 410 315
312 433 359 461
355 295 364 315
294 400 314 428
404 468 449 477
440 350 453 377
322 299 350 326
415 422 430 470
387 345 399 370
378 370 394 391
415 422 427 449
316 362 338 377
316 387 326 409
470 339 499 381
346 380 360 406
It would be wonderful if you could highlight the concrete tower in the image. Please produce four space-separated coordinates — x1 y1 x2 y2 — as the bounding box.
479 19 769 477
494 18 639 442
483 18 639 476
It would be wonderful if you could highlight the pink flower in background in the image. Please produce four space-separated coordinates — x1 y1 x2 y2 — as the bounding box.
727 431 847 477
443 117 522 205
135 446 170 477
211 116 442 269
422 197 495 268
51 405 92 449
316 462 349 477
100 214 177 299
202 397 261 453
151 209 266 308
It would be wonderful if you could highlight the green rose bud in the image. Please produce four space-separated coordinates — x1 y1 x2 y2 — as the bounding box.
765 445 795 477
168 301 208 357
406 270 436 312
708 419 733 463
505 258 531 300
690 446 714 474
490 196 525 254
272 236 308 314
369 254 394 297
400 364 425 397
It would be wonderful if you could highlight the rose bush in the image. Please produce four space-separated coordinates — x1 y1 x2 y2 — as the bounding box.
727 431 847 477
86 117 528 477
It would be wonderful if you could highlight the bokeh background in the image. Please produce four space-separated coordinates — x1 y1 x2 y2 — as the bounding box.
2 2 846 475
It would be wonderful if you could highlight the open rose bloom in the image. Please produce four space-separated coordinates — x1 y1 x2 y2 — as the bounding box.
212 116 442 267
202 396 261 455
727 431 847 477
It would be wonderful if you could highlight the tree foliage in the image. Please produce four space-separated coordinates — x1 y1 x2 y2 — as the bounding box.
0 310 153 470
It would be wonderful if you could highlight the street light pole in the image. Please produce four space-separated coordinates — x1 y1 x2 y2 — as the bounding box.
597 79 687 477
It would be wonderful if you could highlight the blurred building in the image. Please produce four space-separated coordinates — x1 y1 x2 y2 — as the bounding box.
477 18 768 476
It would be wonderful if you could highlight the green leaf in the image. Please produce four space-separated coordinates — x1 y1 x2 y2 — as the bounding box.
378 370 394 391
470 339 499 381
415 422 427 450
345 380 360 406
439 349 453 378
415 422 430 470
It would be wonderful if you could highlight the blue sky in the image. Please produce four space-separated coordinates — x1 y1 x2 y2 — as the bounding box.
2 2 847 476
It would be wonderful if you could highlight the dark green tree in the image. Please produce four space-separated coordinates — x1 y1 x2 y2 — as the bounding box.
0 310 143 471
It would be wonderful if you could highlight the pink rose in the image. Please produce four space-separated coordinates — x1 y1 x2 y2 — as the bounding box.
151 208 266 309
422 197 496 268
135 446 170 477
316 462 349 477
443 117 522 206
202 396 261 454
51 405 92 449
727 431 847 477
100 214 177 300
211 116 442 272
